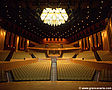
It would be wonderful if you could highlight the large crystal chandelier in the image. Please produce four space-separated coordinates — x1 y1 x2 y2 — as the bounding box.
40 8 68 26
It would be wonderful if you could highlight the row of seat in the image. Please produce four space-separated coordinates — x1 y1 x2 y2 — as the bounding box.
76 51 96 60
0 50 10 61
99 69 112 82
97 51 112 61
57 60 95 81
0 70 7 82
11 60 51 81
62 50 80 58
0 50 47 61
32 52 46 59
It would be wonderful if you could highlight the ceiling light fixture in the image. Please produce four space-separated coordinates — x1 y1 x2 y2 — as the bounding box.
40 8 68 26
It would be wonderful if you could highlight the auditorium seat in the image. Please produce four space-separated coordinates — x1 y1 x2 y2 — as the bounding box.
33 52 46 59
0 50 10 61
76 51 96 60
11 51 32 59
99 69 112 82
97 51 112 61
0 70 7 82
11 60 51 81
57 60 95 81
62 53 76 58
62 50 79 58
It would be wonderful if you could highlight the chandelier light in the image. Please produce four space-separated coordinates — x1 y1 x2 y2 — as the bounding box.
40 8 68 26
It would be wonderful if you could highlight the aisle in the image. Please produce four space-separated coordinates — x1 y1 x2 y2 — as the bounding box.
51 57 57 81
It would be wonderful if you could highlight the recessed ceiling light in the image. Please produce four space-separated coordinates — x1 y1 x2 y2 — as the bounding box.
100 7 102 9
74 26 76 27
87 6 89 8
81 20 83 22
5 5 7 7
91 21 93 22
78 23 79 25
19 5 21 8
96 18 99 19
99 16 100 17
99 12 101 13
101 1 103 3
87 24 88 25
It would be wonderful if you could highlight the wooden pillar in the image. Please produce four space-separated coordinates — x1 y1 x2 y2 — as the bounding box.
101 30 109 51
18 36 22 50
89 35 93 51
15 35 19 51
4 31 10 49
93 33 97 48
83 38 85 50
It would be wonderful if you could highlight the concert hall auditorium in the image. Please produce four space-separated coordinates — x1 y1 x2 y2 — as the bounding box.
0 0 112 90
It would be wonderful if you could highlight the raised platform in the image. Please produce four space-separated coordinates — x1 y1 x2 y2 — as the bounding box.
0 81 112 90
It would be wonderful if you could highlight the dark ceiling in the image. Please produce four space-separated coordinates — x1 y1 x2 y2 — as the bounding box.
0 0 112 42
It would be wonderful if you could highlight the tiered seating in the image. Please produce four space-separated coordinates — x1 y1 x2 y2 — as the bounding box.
0 60 37 71
11 60 51 81
33 52 46 59
11 51 32 59
0 50 10 61
99 69 112 82
76 51 96 60
62 50 79 58
62 53 76 58
0 70 7 82
57 60 95 81
97 51 112 61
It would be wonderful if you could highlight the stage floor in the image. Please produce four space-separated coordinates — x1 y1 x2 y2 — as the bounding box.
0 81 112 90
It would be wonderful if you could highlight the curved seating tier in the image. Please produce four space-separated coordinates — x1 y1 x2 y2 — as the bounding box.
97 51 112 61
57 60 95 81
76 51 96 60
32 52 46 59
62 50 80 58
0 50 10 61
12 51 32 59
11 60 51 81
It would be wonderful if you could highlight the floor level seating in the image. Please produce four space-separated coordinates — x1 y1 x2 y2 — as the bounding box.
97 51 112 61
0 70 7 82
99 69 112 82
57 60 95 81
11 60 51 81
